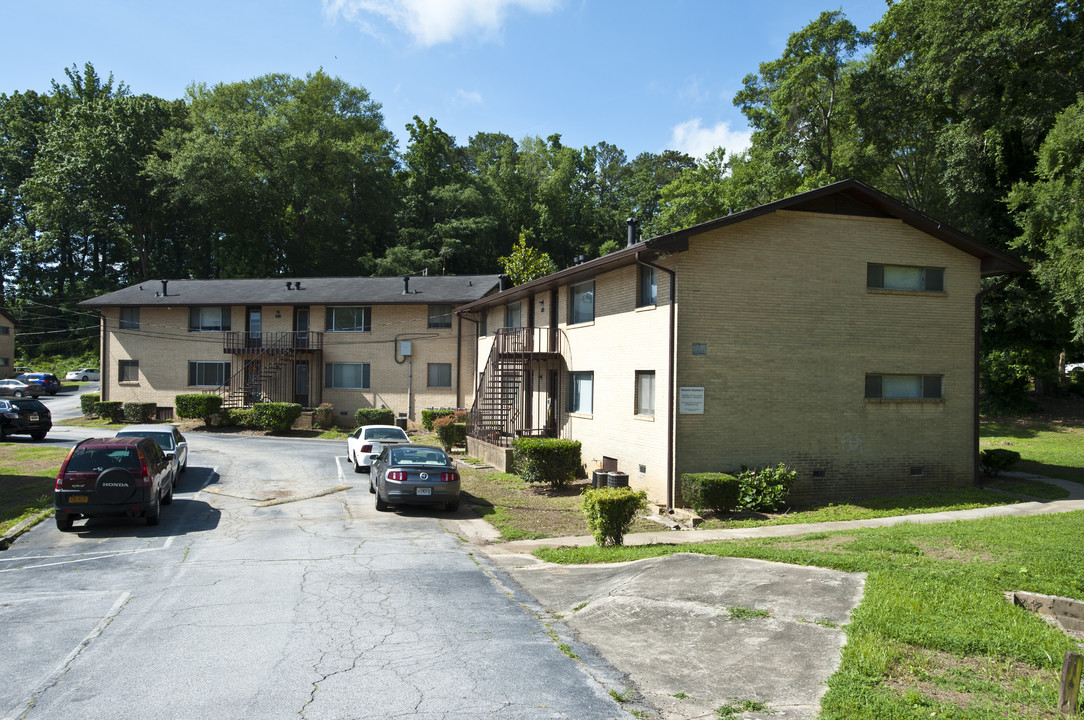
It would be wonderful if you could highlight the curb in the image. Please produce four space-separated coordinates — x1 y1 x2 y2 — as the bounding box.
0 508 54 550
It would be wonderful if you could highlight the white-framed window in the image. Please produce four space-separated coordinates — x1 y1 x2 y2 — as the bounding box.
505 301 522 328
189 306 231 332
428 304 453 329
120 307 140 330
326 306 371 332
867 264 945 292
635 370 655 416
638 266 657 307
427 363 452 388
326 362 370 389
188 361 231 387
865 374 942 400
118 359 139 382
568 371 594 414
569 281 595 324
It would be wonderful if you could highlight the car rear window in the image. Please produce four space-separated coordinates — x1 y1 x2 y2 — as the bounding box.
67 448 139 472
390 448 448 465
12 399 46 412
366 428 408 442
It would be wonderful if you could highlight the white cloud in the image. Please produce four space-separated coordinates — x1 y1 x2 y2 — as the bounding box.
324 0 560 46
668 118 752 159
454 89 483 105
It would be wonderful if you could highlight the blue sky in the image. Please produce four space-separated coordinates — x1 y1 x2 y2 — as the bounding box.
1 0 888 159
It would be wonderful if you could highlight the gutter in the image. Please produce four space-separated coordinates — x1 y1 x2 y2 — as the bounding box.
637 253 676 512
974 274 1018 482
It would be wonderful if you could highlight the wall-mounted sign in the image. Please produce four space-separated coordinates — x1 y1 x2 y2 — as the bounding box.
679 386 705 414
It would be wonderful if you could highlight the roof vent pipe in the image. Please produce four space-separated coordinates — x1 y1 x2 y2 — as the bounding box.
627 217 639 247
161 279 168 297
402 276 410 295
498 274 510 292
286 281 292 290
295 281 302 290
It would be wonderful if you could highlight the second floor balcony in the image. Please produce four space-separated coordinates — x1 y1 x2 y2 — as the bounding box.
223 331 324 355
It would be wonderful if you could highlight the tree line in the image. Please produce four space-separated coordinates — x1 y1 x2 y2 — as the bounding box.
1 0 1082 411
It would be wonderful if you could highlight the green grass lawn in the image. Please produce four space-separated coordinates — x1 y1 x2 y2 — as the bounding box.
981 420 1084 484
0 444 69 535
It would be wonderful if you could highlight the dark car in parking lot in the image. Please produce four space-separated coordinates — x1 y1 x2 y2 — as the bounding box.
0 379 42 398
370 444 460 512
0 397 51 440
54 436 175 531
16 372 61 395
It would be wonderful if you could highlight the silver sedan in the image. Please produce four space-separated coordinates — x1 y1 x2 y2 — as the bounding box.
370 444 461 512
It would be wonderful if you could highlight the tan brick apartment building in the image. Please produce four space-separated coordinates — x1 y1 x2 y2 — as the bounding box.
458 181 1028 507
81 275 502 424
0 308 15 379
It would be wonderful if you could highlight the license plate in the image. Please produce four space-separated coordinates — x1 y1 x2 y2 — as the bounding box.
70 495 88 503
29 414 37 421
416 487 432 496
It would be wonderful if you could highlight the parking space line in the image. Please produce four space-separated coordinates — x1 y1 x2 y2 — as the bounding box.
0 546 166 573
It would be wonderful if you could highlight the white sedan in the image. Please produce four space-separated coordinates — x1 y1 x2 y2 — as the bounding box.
347 424 411 473
65 368 100 381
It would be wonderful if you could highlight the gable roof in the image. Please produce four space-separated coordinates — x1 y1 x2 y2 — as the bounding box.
456 179 1029 313
79 275 504 308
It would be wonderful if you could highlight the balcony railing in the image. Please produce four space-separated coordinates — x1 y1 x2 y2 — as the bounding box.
223 331 323 354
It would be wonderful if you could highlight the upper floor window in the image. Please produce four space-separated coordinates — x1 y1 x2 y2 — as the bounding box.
638 266 657 307
479 309 488 337
569 281 595 325
0 326 9 335
189 306 231 332
119 307 140 330
505 301 522 328
568 371 594 414
326 306 371 333
867 264 944 292
428 304 453 329
865 374 943 400
635 370 655 416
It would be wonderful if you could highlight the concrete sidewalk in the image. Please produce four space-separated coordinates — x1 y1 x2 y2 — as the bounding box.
461 474 1084 720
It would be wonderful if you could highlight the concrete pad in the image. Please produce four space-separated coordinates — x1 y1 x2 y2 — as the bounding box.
500 553 866 720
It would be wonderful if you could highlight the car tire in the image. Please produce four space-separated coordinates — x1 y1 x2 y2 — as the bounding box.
446 498 460 512
145 493 161 526
48 391 56 396
375 491 390 512
162 478 174 506
13 390 22 398
0 425 6 442
81 375 88 382
30 431 46 441
56 513 74 532
369 477 376 494
352 452 363 474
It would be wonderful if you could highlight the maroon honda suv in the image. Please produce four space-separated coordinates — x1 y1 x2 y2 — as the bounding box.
54 436 175 531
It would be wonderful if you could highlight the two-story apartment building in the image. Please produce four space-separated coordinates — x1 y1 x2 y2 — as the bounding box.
0 308 15 379
81 275 503 423
457 180 1028 507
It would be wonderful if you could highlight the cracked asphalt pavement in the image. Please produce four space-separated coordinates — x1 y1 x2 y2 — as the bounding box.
1 432 634 720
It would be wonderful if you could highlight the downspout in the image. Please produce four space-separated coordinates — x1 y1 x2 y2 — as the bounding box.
455 311 462 409
637 253 676 512
974 274 1017 482
459 313 480 409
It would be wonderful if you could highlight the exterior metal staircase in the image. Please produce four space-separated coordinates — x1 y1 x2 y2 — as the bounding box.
215 331 323 409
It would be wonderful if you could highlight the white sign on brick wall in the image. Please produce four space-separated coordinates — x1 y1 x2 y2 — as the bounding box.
679 386 705 414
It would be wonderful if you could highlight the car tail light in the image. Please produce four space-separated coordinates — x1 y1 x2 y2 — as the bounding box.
361 444 373 453
55 447 78 490
1 411 17 419
136 448 151 485
440 472 458 483
386 470 407 482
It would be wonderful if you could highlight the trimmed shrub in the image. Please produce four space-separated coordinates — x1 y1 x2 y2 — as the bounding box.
176 393 223 424
680 473 741 514
312 403 335 429
422 408 458 431
736 463 796 512
80 392 101 418
355 407 395 426
433 411 468 451
511 438 582 490
225 408 255 427
97 401 124 423
582 486 648 547
123 402 157 423
251 402 302 432
980 448 1022 477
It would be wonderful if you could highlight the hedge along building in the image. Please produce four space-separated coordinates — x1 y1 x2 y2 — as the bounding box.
457 180 1028 508
80 275 504 424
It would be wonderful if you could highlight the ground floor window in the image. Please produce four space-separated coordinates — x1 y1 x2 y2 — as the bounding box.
428 363 452 388
326 362 370 389
189 361 231 387
865 374 942 399
568 371 593 414
635 370 655 416
118 359 139 382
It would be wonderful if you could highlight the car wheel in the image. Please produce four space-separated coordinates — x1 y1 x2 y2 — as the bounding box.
30 431 46 441
369 477 376 494
81 375 88 382
48 390 57 396
352 451 363 474
162 478 174 506
55 513 74 532
446 498 460 512
145 493 161 526
0 425 6 442
374 489 390 512
13 390 22 398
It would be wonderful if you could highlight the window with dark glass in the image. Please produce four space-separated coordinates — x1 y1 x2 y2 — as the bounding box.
118 359 139 382
326 362 370 389
189 306 231 331
865 374 942 399
638 266 657 307
428 305 453 329
427 363 452 388
569 281 595 324
505 301 522 328
867 264 945 292
326 306 371 332
120 307 140 330
188 361 231 387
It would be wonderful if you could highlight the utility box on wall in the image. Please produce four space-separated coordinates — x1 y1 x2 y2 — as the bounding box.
400 341 412 356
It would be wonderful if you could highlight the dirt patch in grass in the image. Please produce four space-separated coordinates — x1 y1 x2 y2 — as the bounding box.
884 646 1059 718
459 466 659 541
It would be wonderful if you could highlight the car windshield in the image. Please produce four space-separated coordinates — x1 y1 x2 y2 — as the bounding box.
390 448 448 466
12 399 46 412
365 428 408 442
118 431 175 450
